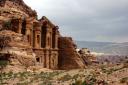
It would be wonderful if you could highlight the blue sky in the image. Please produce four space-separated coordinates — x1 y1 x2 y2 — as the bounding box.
24 0 128 42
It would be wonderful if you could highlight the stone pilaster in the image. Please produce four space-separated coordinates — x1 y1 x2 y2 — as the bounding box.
41 54 45 68
45 29 50 49
50 31 52 48
46 51 50 68
33 22 41 48
55 31 59 49
18 19 22 34
26 22 33 45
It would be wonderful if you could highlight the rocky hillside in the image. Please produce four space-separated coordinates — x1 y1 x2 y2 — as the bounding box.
58 37 85 70
0 0 37 17
0 63 127 85
0 30 36 72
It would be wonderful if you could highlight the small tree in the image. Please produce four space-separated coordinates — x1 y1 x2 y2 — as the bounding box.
3 20 11 30
0 60 8 84
0 60 8 73
0 35 11 49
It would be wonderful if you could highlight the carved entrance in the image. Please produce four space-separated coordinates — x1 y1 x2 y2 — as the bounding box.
21 19 26 35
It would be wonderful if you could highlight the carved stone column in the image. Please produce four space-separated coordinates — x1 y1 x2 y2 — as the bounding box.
46 50 50 68
33 22 41 48
18 19 22 34
45 28 50 49
50 31 52 48
41 53 45 68
26 18 34 46
55 27 59 49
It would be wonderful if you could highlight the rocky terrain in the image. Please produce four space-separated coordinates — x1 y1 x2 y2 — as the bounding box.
0 62 127 85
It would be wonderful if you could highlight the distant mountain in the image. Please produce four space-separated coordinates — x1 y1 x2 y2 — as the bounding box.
76 41 128 55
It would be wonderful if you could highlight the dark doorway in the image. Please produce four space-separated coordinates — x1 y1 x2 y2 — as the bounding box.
36 57 40 62
37 35 40 44
11 19 19 33
41 26 47 48
21 19 26 35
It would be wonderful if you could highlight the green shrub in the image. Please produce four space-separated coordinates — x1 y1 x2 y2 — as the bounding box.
0 60 8 73
59 74 72 81
123 60 128 68
3 20 11 30
73 80 83 85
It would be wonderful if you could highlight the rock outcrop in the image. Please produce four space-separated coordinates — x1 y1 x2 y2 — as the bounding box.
0 30 36 71
78 48 96 65
58 37 85 70
0 0 37 17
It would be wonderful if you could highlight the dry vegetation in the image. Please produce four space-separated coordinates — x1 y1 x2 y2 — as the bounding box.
0 62 127 85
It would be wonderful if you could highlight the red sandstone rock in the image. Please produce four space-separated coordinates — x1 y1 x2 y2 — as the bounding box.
0 30 36 72
58 37 85 70
0 0 37 17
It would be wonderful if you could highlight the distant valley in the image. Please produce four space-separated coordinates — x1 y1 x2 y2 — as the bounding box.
76 41 128 55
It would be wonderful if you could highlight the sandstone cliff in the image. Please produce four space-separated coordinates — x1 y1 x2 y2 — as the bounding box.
58 37 85 70
0 0 37 17
0 30 36 72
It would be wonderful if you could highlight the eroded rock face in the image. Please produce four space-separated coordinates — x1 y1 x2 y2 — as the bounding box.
0 30 29 48
0 0 37 17
0 30 36 71
78 48 96 65
58 37 85 70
